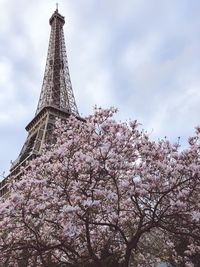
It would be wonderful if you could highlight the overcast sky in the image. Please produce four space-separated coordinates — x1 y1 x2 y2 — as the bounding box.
0 0 199 178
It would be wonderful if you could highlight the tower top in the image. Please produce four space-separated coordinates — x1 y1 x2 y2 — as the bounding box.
49 6 65 26
36 8 79 117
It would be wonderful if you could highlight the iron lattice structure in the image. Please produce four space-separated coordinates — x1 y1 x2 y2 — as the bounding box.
36 10 79 116
0 9 80 197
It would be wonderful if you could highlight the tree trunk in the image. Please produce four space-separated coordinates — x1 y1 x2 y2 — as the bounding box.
124 248 132 267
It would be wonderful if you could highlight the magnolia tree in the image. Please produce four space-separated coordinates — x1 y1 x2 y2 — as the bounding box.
0 108 199 267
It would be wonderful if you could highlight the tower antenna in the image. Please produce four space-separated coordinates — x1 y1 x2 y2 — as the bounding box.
56 3 59 11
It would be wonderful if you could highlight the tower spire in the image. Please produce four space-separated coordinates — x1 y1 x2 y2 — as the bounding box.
36 8 79 116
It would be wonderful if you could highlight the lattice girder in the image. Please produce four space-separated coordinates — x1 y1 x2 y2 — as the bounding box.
36 10 79 116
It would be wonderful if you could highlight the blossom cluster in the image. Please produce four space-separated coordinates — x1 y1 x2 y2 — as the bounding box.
0 108 199 267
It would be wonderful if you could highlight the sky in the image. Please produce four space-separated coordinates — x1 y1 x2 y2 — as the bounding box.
0 0 199 178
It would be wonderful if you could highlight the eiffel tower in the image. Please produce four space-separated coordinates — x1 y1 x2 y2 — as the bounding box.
0 7 80 197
